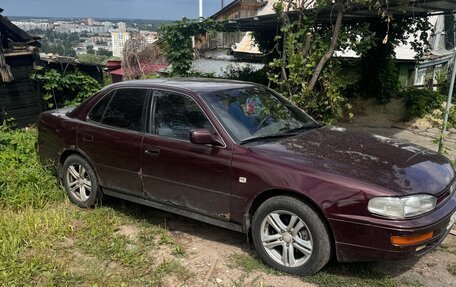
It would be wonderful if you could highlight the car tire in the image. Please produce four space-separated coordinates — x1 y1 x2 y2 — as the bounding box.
252 196 331 276
62 154 101 208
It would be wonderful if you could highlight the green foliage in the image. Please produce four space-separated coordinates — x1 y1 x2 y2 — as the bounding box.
0 125 64 209
448 263 456 276
220 64 268 85
31 67 101 108
97 47 113 57
305 263 396 287
400 87 444 120
40 31 80 57
77 53 110 65
228 253 280 275
0 205 73 285
159 18 223 75
358 16 432 103
266 1 359 123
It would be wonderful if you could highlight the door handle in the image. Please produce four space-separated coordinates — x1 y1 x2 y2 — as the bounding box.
82 134 93 142
144 147 160 156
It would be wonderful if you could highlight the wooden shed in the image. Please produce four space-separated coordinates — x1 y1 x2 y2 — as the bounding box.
0 9 42 127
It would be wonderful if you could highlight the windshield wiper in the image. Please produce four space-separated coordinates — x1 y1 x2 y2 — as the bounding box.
284 123 323 134
240 133 297 145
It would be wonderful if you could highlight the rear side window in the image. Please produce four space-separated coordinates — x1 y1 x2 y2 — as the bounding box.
88 88 148 132
101 88 148 132
88 91 114 122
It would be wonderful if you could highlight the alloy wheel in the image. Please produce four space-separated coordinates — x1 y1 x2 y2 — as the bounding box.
66 163 92 202
260 210 313 268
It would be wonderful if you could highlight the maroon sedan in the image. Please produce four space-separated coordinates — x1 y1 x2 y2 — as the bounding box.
37 79 456 275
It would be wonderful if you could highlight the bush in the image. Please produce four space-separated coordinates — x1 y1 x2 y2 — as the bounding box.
400 87 444 120
221 64 268 85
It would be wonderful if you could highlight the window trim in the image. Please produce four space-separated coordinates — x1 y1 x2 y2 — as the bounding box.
86 87 151 134
148 89 226 148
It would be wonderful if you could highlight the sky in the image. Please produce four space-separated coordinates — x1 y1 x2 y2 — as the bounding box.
1 0 232 20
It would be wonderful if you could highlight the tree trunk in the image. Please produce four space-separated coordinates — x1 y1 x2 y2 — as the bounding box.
308 8 343 91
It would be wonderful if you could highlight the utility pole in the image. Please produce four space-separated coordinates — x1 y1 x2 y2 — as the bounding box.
199 0 203 19
221 0 224 9
438 14 456 153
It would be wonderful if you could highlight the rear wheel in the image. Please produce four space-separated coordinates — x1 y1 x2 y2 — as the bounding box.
62 155 101 208
252 196 331 275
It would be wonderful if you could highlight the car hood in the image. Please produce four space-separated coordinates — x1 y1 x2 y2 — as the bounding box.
249 126 454 195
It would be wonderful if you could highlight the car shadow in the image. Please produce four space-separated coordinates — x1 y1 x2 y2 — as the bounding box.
100 195 249 251
313 257 421 279
100 195 422 280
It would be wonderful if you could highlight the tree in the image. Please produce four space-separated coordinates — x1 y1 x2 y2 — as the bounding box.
123 32 166 79
159 1 432 122
97 48 113 57
159 18 222 75
77 53 109 65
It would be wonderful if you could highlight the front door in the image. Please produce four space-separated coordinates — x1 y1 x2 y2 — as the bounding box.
141 90 232 219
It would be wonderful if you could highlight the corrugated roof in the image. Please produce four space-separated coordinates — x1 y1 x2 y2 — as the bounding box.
216 0 456 32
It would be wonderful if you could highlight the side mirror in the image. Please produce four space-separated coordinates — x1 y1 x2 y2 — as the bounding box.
190 129 224 146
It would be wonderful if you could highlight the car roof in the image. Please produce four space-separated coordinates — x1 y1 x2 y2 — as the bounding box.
108 78 260 95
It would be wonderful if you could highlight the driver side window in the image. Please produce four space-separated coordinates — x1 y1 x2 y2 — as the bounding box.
154 91 212 140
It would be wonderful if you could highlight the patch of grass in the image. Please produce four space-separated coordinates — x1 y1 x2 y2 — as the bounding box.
227 274 263 287
228 253 281 275
0 204 73 285
159 229 175 245
0 127 64 209
397 277 424 287
448 263 456 276
438 243 456 256
74 207 150 267
304 263 397 287
172 244 186 257
134 259 192 286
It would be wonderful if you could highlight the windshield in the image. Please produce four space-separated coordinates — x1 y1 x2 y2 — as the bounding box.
204 86 320 144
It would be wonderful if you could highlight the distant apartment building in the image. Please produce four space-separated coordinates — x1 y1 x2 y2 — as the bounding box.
12 21 52 31
111 30 129 57
87 17 95 26
117 22 126 32
140 31 158 44
90 36 111 44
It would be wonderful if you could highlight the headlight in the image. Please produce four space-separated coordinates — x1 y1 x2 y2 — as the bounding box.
368 194 437 219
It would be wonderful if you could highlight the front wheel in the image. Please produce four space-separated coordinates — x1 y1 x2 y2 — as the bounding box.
62 155 101 208
251 196 331 276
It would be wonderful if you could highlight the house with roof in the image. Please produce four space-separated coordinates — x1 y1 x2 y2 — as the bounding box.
196 0 455 90
0 8 42 127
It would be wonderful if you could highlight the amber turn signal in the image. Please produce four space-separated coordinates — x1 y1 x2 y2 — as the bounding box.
391 232 434 246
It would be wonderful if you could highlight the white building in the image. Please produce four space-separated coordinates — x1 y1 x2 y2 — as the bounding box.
111 30 129 57
12 21 52 31
117 22 127 32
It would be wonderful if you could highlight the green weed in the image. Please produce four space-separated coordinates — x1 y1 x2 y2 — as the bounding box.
0 127 64 209
228 253 281 275
0 204 73 285
448 263 456 276
304 263 397 287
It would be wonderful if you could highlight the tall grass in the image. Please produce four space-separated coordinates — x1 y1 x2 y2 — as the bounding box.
0 126 64 209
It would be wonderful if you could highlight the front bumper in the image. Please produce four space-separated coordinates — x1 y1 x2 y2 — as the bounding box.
329 191 456 262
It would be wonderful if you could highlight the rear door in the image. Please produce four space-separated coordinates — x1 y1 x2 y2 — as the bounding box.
141 90 232 219
78 88 149 198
